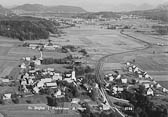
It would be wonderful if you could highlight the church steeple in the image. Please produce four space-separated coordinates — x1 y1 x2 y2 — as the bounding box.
71 67 76 81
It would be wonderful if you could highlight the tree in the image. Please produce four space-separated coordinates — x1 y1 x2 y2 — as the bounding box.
11 93 19 104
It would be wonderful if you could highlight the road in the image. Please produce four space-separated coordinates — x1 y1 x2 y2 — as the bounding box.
95 30 153 117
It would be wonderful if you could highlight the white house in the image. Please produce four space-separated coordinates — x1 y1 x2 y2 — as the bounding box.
21 63 26 69
37 81 44 88
45 82 57 88
146 88 154 96
116 74 121 79
41 78 52 83
121 78 128 84
126 62 131 66
25 57 31 61
163 88 168 93
3 93 12 100
156 83 162 88
47 68 55 72
71 98 80 104
128 67 133 72
53 73 62 81
33 60 41 65
63 78 73 83
33 87 40 93
143 83 150 89
109 76 114 82
1 79 10 83
133 67 139 73
54 89 62 98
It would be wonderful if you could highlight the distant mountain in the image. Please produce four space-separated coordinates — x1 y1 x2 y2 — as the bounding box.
0 4 14 16
126 8 168 22
12 4 87 14
116 3 154 12
157 3 168 10
137 3 155 11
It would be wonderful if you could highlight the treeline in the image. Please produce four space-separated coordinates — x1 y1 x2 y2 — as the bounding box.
41 55 73 65
0 16 61 41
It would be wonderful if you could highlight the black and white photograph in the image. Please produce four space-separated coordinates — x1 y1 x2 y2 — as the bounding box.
0 0 168 117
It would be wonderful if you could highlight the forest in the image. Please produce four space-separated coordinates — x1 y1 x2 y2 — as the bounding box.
0 16 61 41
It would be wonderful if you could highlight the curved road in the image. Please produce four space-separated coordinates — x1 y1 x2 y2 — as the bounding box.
95 30 153 117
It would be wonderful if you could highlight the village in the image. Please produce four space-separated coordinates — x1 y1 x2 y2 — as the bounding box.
0 39 114 116
0 11 167 117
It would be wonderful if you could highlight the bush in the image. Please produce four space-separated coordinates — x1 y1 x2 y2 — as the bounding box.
152 26 168 35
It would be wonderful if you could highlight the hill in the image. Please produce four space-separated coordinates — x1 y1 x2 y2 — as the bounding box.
157 3 168 10
125 7 168 22
12 4 87 14
0 16 62 41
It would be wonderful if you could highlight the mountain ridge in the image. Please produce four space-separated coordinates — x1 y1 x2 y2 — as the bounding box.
11 4 87 14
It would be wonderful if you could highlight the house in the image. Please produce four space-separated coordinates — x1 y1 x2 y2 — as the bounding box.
29 44 38 49
53 73 62 80
112 86 124 94
116 74 121 79
25 57 31 61
33 87 40 93
71 98 80 104
144 74 150 79
139 80 151 84
83 83 91 91
128 67 133 72
138 74 143 78
163 88 168 93
143 83 150 89
63 78 73 83
47 68 55 72
3 93 12 100
33 59 41 65
20 63 26 69
29 70 36 74
109 76 114 82
65 74 72 78
1 79 10 83
146 88 154 96
126 62 131 66
37 81 44 88
121 78 128 84
41 78 52 83
133 67 139 73
100 103 111 111
54 89 62 97
156 83 162 88
45 82 57 88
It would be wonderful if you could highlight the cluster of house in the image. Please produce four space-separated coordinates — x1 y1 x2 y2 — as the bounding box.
25 41 61 51
125 62 168 95
104 62 168 97
20 67 77 96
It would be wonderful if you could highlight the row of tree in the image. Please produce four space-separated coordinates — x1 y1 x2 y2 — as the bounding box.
152 25 168 35
41 55 73 65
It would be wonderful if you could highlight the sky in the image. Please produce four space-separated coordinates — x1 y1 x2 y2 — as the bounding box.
1 0 168 11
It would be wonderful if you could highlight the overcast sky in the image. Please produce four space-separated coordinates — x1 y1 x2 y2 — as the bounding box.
1 0 168 11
